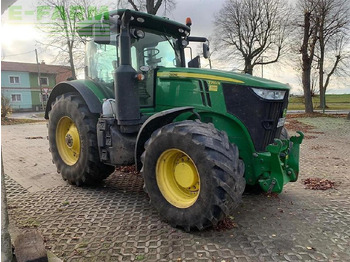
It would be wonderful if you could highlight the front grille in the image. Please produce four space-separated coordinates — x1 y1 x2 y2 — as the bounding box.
222 84 288 152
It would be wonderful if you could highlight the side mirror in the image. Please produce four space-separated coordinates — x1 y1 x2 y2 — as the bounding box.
203 43 210 59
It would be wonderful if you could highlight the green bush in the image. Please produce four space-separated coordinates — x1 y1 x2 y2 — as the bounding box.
1 95 12 118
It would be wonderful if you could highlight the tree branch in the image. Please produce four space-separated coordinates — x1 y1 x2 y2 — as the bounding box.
128 0 139 11
324 55 341 91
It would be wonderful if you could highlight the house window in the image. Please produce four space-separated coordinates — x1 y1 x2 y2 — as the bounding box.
11 94 22 102
39 77 49 86
9 76 20 84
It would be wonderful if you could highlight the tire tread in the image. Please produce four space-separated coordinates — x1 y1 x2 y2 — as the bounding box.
141 120 245 231
48 93 114 186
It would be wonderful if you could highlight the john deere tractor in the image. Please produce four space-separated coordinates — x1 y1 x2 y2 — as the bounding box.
46 9 304 231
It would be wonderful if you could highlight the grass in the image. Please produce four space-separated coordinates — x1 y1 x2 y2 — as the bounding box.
288 94 350 110
19 217 41 228
77 241 88 248
1 117 46 125
62 200 70 206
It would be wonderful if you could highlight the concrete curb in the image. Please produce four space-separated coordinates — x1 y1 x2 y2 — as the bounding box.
1 155 13 262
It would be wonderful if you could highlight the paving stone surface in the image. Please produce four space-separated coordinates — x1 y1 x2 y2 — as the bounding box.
2 117 350 261
2 122 66 192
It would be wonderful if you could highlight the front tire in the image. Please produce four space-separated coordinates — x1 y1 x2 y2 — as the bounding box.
48 93 114 186
141 120 245 231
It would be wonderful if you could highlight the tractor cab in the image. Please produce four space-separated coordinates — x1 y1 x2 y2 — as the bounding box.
81 9 208 107
85 27 181 107
85 27 183 82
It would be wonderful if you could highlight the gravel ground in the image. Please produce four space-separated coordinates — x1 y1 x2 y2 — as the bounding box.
2 115 350 261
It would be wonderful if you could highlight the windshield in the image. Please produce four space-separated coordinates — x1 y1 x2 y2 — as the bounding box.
85 30 181 84
131 29 181 69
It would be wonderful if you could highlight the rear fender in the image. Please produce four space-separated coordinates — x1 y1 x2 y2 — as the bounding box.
45 80 112 119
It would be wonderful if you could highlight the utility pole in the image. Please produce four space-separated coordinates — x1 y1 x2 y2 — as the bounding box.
35 49 45 111
322 91 326 114
261 56 267 78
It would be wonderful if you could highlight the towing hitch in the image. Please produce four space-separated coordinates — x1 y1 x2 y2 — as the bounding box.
255 131 304 193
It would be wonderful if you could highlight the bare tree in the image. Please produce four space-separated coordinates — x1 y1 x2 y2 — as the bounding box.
315 0 350 110
38 0 175 79
117 0 176 15
297 0 319 113
295 0 349 112
37 0 108 79
213 0 290 75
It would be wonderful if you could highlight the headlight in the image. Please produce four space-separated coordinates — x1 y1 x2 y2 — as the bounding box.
130 29 145 39
135 29 145 39
251 88 286 100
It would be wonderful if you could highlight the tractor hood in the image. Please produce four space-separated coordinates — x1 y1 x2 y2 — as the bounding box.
157 67 290 90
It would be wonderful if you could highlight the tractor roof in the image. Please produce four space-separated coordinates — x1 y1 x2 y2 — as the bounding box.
77 9 191 38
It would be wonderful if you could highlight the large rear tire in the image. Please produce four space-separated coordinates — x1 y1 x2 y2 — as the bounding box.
141 120 245 231
48 93 114 186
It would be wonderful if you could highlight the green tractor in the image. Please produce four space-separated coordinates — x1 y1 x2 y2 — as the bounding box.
46 9 304 231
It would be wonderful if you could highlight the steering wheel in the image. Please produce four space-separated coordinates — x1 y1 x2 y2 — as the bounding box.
143 48 160 58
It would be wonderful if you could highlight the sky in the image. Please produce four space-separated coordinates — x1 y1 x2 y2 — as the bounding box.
1 0 350 94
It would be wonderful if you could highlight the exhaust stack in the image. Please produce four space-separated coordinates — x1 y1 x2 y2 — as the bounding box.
114 10 140 133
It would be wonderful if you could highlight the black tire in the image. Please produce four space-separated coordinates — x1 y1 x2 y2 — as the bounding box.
141 120 245 231
48 93 114 186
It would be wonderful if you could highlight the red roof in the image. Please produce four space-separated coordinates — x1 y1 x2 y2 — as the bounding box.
1 61 73 83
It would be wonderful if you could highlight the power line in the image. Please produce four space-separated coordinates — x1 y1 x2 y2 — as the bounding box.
2 50 35 58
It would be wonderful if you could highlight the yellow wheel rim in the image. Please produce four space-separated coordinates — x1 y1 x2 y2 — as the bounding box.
56 116 80 166
156 149 200 208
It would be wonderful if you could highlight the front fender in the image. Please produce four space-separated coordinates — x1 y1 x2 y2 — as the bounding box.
135 107 195 171
45 80 113 119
